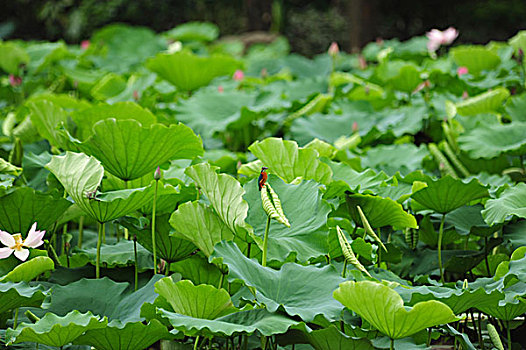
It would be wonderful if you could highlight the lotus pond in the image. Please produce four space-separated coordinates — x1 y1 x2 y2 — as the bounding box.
0 22 526 350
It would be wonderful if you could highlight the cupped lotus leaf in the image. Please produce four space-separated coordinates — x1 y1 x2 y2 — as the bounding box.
333 281 461 339
451 46 501 75
458 122 526 158
324 162 390 198
185 163 254 242
46 152 155 222
74 318 171 350
248 137 333 185
27 100 70 148
6 310 107 347
411 176 489 214
70 102 156 141
0 187 71 234
362 143 429 176
147 52 242 91
300 325 374 350
157 308 299 338
504 93 526 122
171 254 229 288
343 193 417 230
244 175 331 263
123 214 197 263
482 183 526 225
454 88 510 116
0 282 48 314
170 201 234 257
388 64 422 93
155 278 237 319
0 257 54 283
78 240 152 270
165 21 219 42
476 292 526 321
70 119 203 181
211 241 345 322
0 42 29 74
0 158 21 176
90 73 126 100
304 138 338 159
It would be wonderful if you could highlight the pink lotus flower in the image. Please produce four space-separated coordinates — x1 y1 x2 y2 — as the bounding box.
8 75 22 87
217 85 224 93
328 42 339 57
457 66 469 76
426 27 458 52
233 70 244 81
81 40 90 50
0 223 45 261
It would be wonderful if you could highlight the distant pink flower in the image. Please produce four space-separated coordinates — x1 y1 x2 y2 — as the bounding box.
133 90 139 100
457 66 468 76
8 75 22 87
352 122 359 133
462 91 469 99
328 42 339 57
233 70 244 81
217 85 224 93
81 40 90 50
426 27 458 52
261 68 268 78
0 223 45 261
412 80 431 94
358 55 367 70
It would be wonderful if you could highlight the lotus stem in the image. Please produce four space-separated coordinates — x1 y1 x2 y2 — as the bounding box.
96 222 105 279
390 338 394 350
262 215 271 267
193 336 200 350
152 179 159 274
219 272 225 290
484 236 491 276
124 180 129 240
13 308 19 328
246 242 251 258
77 216 84 249
342 260 348 278
24 310 40 323
478 313 485 350
438 214 446 283
506 321 511 350
165 262 171 276
133 234 138 291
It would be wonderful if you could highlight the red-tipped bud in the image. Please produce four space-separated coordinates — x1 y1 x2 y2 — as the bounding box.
218 85 224 93
8 75 22 87
358 55 367 70
462 91 469 99
233 70 244 81
352 122 359 133
154 166 162 180
328 42 339 57
457 66 468 76
81 40 90 50
133 90 139 100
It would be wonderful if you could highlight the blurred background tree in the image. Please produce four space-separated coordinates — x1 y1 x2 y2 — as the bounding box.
1 0 526 56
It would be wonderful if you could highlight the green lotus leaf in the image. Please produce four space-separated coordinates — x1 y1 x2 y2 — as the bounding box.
455 88 510 116
342 193 417 230
155 278 237 319
77 240 152 270
334 281 461 339
361 143 429 176
0 257 54 283
451 46 501 75
298 324 374 350
27 100 70 148
388 64 422 93
171 254 227 287
0 187 71 234
185 163 254 242
471 280 526 320
74 318 171 350
0 157 22 176
504 93 526 122
70 119 203 181
90 73 127 101
0 42 29 74
411 176 489 214
211 241 345 322
482 183 526 225
458 121 526 159
147 52 242 91
157 308 299 338
324 161 390 198
122 214 197 263
165 21 219 42
26 41 70 73
170 201 234 257
0 282 47 314
304 138 338 159
243 175 331 263
46 152 155 222
446 204 500 236
70 102 156 142
6 310 107 348
248 137 333 185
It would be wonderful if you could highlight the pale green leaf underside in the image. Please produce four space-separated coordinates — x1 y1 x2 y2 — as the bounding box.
458 122 526 159
482 183 526 225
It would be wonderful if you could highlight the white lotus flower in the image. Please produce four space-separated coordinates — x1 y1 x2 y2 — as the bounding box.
0 223 45 261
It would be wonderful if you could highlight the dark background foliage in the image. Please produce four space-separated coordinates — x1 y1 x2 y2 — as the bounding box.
2 0 526 55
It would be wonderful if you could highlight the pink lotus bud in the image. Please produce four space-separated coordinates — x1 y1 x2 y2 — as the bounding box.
352 122 359 133
328 42 339 57
133 90 139 100
8 75 22 87
154 166 162 180
462 91 469 99
217 85 224 93
81 40 90 50
159 259 166 273
457 66 468 76
426 27 458 52
233 70 244 81
358 55 367 70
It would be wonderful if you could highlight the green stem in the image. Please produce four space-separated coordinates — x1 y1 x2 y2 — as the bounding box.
219 273 225 290
165 262 171 276
133 235 138 292
478 313 484 350
96 222 105 279
77 216 84 249
152 179 159 274
13 308 19 328
390 338 394 350
438 214 446 283
342 260 348 278
48 243 61 266
506 320 511 350
246 242 251 258
193 336 200 350
124 180 129 240
262 215 271 267
484 237 491 276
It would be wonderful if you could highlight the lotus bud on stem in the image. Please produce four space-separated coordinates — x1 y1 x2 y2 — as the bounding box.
152 166 161 274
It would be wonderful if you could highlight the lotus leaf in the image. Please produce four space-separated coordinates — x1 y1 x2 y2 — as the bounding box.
482 183 526 225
